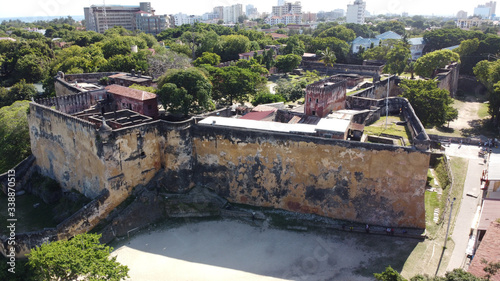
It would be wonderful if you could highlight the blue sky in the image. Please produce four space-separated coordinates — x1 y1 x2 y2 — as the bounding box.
0 0 487 19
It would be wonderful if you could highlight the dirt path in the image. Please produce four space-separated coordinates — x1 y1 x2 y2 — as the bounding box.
112 220 418 281
450 100 482 131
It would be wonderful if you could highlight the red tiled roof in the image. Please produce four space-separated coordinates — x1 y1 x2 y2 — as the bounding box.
252 105 278 112
240 110 275 121
270 33 288 39
108 73 127 78
105 84 156 101
478 199 500 231
469 222 500 280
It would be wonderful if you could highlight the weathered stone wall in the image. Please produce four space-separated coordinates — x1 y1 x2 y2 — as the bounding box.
436 63 460 97
300 61 383 78
351 76 400 100
28 102 194 198
0 189 109 258
192 125 429 229
28 103 107 198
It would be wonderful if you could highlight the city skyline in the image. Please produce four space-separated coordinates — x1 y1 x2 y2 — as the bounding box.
0 0 493 19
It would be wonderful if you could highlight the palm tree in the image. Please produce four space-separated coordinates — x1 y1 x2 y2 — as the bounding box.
321 47 336 76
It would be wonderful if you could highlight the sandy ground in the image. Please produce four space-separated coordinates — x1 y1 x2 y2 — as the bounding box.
112 220 417 281
451 101 482 131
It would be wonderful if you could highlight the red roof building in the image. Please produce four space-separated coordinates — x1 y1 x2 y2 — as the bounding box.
105 85 158 119
469 221 500 281
240 110 276 121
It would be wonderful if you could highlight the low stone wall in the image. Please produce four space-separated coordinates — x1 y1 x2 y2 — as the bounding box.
300 61 383 78
0 189 109 258
0 155 35 194
346 95 430 151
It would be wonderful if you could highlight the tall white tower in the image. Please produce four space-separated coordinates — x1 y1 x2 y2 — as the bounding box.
346 0 366 24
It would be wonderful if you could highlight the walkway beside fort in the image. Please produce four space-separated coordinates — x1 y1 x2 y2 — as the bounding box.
444 144 489 271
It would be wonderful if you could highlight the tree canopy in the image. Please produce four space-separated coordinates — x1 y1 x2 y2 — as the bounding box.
157 68 213 115
27 233 129 281
400 79 458 128
275 54 302 74
384 41 411 75
414 50 460 78
474 59 500 125
0 100 31 173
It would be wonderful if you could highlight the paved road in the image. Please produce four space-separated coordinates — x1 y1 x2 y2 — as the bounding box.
444 143 494 271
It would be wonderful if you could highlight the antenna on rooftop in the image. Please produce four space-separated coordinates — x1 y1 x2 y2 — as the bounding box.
102 0 108 32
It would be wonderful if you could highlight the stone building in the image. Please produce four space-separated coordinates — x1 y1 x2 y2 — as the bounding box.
305 77 346 117
105 84 159 119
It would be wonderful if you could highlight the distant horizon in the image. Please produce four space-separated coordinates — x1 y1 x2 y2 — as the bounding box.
0 1 491 19
0 15 84 23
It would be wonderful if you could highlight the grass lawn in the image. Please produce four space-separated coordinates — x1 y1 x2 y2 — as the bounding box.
477 102 490 119
364 115 412 145
401 156 468 278
0 192 59 234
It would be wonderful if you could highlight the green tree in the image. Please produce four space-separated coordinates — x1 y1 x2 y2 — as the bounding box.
307 37 350 63
400 79 457 127
216 34 251 61
204 65 265 104
157 83 191 115
374 266 406 281
275 54 302 75
321 47 336 76
384 41 411 75
282 35 305 56
317 25 356 42
9 79 37 101
157 68 213 114
414 49 460 78
193 52 221 66
252 91 286 106
0 101 31 173
274 79 305 102
473 59 500 125
27 233 129 281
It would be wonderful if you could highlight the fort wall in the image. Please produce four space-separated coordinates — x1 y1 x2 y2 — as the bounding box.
9 101 430 258
436 63 460 97
192 125 429 229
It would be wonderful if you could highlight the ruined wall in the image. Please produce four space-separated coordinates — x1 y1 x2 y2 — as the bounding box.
436 63 460 97
300 61 383 78
351 76 400 100
192 126 429 228
0 190 109 258
305 78 346 117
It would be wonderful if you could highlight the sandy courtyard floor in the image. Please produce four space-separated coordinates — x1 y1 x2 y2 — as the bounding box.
111 219 418 281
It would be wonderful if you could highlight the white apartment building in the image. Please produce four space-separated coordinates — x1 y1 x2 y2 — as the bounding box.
173 13 201 26
223 4 243 23
272 1 302 17
346 0 366 24
84 2 168 34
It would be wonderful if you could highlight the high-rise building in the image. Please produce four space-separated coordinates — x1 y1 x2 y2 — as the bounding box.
213 6 224 20
272 1 302 16
457 10 468 19
246 4 258 17
223 4 243 23
84 2 168 34
346 0 366 24
486 1 497 16
474 1 497 18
